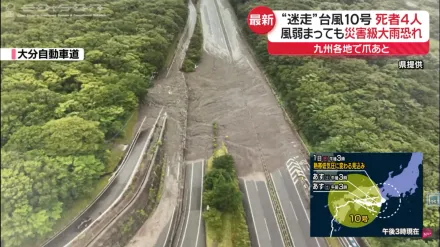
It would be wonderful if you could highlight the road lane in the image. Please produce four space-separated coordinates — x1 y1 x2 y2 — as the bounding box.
271 171 308 247
279 166 327 247
180 160 205 247
200 0 231 59
44 129 151 247
256 181 285 247
154 215 173 247
243 180 272 247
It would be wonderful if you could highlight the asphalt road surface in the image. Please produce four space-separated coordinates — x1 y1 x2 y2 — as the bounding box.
44 129 151 247
154 214 174 247
241 179 285 247
271 165 328 247
180 160 206 247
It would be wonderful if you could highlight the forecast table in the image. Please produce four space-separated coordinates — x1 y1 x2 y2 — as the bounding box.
310 153 423 237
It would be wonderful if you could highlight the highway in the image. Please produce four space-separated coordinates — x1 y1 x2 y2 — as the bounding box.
240 161 329 247
195 0 331 245
42 117 153 247
179 160 206 247
271 166 327 247
241 179 284 247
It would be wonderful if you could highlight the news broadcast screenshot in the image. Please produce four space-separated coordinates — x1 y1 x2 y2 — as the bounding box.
1 0 438 247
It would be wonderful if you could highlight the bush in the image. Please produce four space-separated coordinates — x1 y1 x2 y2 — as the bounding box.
212 154 235 174
181 59 196 72
181 14 203 72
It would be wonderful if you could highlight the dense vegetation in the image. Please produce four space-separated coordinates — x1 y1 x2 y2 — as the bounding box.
0 0 187 246
181 15 203 72
203 146 251 247
229 0 439 246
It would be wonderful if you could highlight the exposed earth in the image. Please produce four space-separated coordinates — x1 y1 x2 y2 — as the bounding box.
127 0 313 244
185 0 307 178
125 0 197 246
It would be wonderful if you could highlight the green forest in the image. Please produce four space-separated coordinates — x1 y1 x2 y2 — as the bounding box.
0 0 187 246
229 0 439 246
1 0 439 246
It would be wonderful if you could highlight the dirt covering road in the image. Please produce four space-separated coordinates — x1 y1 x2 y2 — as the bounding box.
127 0 314 244
125 1 197 246
185 0 307 179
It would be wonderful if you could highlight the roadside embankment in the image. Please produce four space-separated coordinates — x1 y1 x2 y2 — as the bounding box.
181 11 203 72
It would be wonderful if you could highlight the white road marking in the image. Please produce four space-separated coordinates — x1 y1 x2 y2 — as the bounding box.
340 237 350 247
254 181 258 191
162 207 176 247
180 163 194 247
290 170 322 247
289 169 295 176
263 182 286 247
292 176 309 222
290 201 298 221
264 218 271 240
195 161 204 247
167 166 170 177
244 181 261 247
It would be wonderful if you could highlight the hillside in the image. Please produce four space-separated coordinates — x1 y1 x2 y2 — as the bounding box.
228 0 439 246
0 0 187 246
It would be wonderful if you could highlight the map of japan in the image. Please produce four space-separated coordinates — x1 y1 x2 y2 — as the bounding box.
310 152 423 237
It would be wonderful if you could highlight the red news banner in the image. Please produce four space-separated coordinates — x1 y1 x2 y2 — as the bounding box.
247 6 430 56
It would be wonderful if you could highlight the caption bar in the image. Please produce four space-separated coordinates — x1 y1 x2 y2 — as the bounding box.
247 7 430 56
1 48 84 61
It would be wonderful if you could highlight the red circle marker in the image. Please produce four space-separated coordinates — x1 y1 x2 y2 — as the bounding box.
247 6 276 35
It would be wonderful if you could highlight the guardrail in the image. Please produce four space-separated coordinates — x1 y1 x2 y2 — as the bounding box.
40 114 148 247
265 169 295 247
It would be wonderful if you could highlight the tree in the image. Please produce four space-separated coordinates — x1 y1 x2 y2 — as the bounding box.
2 0 189 246
204 168 233 190
208 180 242 212
3 126 43 152
212 154 235 174
40 116 105 157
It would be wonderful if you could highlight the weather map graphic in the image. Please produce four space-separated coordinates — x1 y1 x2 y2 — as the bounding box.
310 153 423 237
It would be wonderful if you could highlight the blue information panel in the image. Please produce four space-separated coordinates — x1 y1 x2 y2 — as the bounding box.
310 153 423 238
